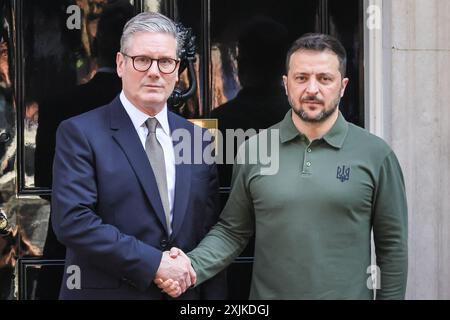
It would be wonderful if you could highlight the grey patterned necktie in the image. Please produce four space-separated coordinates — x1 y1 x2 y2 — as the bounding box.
145 117 171 233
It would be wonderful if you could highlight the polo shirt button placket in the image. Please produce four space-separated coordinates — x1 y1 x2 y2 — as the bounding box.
302 144 312 174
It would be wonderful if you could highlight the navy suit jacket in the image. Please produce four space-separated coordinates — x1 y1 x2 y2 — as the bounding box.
51 96 226 299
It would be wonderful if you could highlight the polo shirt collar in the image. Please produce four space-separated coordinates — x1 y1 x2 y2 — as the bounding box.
280 109 301 143
322 111 348 149
279 108 349 149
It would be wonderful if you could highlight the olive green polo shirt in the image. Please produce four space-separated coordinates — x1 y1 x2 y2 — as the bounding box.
188 109 408 299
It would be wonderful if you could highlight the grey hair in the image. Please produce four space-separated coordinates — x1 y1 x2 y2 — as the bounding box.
120 12 183 58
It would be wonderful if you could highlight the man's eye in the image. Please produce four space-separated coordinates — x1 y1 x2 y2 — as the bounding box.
136 56 150 64
159 58 173 66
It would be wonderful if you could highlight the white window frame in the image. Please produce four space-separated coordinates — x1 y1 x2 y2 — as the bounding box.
364 0 391 140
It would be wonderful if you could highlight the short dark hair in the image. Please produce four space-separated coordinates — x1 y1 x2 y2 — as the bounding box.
285 33 347 77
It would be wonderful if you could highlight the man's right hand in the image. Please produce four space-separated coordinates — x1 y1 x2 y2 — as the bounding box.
154 247 196 297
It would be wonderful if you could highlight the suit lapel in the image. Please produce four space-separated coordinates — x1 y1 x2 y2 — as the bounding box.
168 112 191 239
109 97 168 233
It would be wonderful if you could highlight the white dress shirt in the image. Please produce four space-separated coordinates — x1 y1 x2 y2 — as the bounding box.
120 91 175 233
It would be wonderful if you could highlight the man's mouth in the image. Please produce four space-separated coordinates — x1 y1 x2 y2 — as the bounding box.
302 100 323 105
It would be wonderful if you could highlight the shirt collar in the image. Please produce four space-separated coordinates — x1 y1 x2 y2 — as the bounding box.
120 91 171 135
322 111 348 149
280 108 348 148
279 109 301 143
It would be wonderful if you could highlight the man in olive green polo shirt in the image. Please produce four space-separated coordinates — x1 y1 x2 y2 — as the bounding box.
157 33 408 299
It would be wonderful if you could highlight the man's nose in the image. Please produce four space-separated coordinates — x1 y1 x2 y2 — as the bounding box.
146 61 161 77
306 79 319 94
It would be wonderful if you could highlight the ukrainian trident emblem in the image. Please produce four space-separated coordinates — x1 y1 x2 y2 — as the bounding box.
336 165 351 182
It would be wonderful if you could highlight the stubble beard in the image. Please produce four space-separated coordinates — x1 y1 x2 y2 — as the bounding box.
290 94 341 123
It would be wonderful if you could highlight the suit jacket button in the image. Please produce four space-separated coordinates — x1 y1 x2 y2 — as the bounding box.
160 239 168 249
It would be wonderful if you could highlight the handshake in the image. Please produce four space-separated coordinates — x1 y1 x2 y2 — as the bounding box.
154 247 196 298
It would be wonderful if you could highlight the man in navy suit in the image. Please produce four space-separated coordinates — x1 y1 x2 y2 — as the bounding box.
51 11 226 299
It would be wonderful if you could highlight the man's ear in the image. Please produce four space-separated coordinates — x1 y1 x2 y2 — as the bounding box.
175 64 180 82
116 52 124 78
282 75 289 96
340 77 349 97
